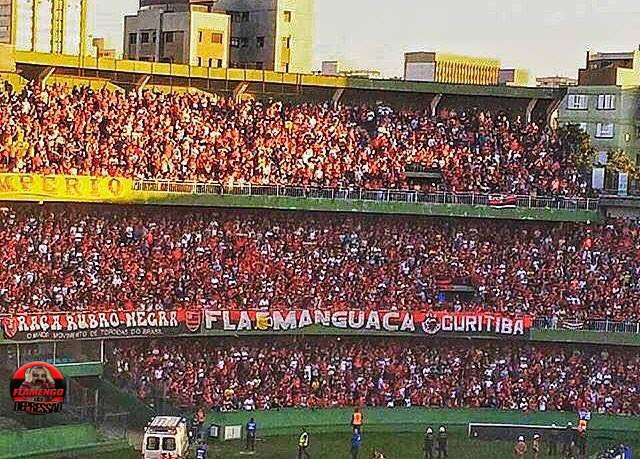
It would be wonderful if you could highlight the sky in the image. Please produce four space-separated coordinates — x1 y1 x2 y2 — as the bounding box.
93 0 640 79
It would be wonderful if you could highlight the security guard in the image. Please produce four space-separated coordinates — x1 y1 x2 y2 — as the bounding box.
548 424 559 456
437 426 448 458
297 427 311 459
246 417 257 451
424 427 435 459
351 407 363 433
575 428 587 458
562 423 575 458
532 433 541 459
514 436 527 459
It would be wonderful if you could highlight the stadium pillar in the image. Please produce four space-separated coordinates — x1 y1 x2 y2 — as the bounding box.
546 97 562 127
136 74 151 92
430 94 443 117
526 98 538 124
79 0 89 66
38 66 56 84
233 81 250 102
332 88 345 107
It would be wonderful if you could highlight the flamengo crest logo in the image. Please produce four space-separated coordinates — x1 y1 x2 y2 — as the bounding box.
2 316 18 339
10 362 66 415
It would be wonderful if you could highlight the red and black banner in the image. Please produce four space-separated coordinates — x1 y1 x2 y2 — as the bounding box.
203 310 534 338
0 309 201 341
1 309 533 341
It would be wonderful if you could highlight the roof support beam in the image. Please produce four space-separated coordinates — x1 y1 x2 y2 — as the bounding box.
38 67 56 84
526 98 539 124
332 88 345 107
136 75 151 92
430 94 443 117
233 81 250 102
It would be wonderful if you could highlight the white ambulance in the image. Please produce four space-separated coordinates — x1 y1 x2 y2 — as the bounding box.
142 416 190 459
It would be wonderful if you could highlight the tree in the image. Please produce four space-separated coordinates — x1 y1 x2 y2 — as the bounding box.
556 123 596 169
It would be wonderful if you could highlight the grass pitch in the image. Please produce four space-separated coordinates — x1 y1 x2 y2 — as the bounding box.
83 426 636 459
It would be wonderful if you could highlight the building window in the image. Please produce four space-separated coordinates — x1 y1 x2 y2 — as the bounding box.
240 37 248 48
165 32 174 43
211 32 223 44
283 10 292 22
129 33 137 45
578 122 588 133
152 31 157 43
140 32 149 44
597 151 608 165
208 58 213 67
256 36 265 48
241 11 250 22
595 123 615 138
567 94 588 110
197 57 202 67
282 36 291 49
199 31 203 42
231 37 240 48
255 61 263 70
597 94 615 110
217 59 223 68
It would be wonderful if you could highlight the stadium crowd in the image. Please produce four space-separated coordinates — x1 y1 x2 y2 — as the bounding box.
1 204 639 321
0 83 587 196
106 337 640 416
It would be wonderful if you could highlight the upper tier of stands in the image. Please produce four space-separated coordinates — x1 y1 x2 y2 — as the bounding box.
0 83 588 196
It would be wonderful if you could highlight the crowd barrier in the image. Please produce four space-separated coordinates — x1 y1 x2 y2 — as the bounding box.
134 179 599 211
534 317 640 334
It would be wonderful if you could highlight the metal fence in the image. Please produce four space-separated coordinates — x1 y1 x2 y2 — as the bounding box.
534 317 640 334
134 180 599 211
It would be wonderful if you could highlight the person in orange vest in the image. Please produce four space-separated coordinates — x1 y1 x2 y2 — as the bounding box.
514 436 528 458
351 407 363 433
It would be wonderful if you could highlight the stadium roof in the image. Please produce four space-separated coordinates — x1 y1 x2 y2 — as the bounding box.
14 51 564 100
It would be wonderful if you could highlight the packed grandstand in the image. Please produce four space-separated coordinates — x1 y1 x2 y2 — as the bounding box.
0 80 638 458
1 83 588 195
106 337 640 415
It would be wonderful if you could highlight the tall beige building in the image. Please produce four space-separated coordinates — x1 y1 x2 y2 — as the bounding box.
130 0 313 73
0 0 12 44
214 0 313 73
124 2 231 67
11 0 90 55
